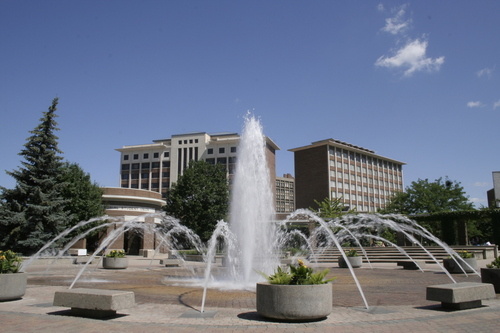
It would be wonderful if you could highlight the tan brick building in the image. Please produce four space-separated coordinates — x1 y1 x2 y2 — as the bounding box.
290 139 405 213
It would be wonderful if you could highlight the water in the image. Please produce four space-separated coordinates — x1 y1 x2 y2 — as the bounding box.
224 115 281 287
22 114 481 313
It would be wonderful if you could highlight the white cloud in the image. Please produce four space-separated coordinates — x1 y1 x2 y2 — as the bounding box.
476 67 494 78
467 101 484 108
493 100 500 109
470 197 486 205
375 38 445 76
377 3 385 12
381 6 412 35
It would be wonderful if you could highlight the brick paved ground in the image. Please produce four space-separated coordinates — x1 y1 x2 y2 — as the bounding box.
0 257 498 332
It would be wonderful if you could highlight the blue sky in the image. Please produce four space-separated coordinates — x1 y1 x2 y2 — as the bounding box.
1 1 499 207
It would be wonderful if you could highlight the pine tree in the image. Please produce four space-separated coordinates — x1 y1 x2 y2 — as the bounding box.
0 98 71 254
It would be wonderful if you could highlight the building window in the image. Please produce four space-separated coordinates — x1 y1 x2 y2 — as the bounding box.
219 147 225 154
217 157 227 164
131 163 140 170
133 154 139 160
162 161 170 167
121 164 130 171
206 158 215 164
164 152 169 158
207 148 214 154
143 153 149 159
154 152 159 158
152 162 160 168
231 147 237 153
124 155 129 161
142 163 150 169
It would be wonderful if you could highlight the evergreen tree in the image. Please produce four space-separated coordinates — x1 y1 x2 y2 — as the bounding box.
0 98 71 254
164 160 229 242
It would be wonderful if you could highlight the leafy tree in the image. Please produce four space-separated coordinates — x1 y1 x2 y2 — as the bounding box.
0 98 71 254
381 177 474 215
60 161 104 228
311 197 355 220
164 160 229 242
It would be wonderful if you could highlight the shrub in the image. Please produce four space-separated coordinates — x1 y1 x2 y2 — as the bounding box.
0 250 22 274
261 259 335 285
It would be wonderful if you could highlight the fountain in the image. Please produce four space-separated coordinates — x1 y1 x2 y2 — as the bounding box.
21 114 482 314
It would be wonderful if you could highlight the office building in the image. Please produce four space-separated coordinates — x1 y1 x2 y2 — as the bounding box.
290 139 405 213
275 173 295 218
487 171 500 208
117 132 279 199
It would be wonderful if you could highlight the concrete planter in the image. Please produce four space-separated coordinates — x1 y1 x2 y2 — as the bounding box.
338 256 362 268
443 258 477 274
102 257 128 269
481 268 500 293
256 282 332 321
0 272 27 301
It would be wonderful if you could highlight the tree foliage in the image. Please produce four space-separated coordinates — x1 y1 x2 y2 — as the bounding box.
60 162 104 227
164 160 229 242
0 98 71 254
310 197 355 220
381 177 474 215
0 98 104 254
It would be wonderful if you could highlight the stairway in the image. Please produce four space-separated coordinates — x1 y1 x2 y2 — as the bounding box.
307 245 498 263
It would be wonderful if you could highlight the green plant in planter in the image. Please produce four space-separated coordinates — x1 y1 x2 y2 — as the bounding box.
106 250 126 258
0 250 22 274
456 250 474 259
261 260 335 285
345 249 358 257
486 257 500 269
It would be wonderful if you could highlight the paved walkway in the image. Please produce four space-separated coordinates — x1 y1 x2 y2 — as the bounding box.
1 256 498 332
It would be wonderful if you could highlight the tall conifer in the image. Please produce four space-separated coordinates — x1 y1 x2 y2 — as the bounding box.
0 98 71 254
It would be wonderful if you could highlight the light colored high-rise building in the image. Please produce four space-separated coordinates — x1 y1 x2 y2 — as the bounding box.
289 139 405 213
275 174 295 217
117 132 279 199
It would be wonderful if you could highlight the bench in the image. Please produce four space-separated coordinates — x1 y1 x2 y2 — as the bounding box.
426 282 495 310
397 260 425 270
160 258 181 267
53 288 135 318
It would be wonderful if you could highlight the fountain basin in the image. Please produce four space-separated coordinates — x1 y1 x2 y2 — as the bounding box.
256 282 332 321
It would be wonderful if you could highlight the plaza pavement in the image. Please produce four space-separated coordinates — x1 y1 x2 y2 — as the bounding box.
0 256 498 332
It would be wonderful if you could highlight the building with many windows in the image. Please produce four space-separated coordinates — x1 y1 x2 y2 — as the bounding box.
117 132 279 199
289 139 405 213
275 173 295 218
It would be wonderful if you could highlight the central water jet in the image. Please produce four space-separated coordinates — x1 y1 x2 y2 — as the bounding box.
224 115 280 287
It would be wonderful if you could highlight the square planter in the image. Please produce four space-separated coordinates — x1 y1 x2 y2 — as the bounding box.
0 272 27 301
256 282 332 321
481 268 500 293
